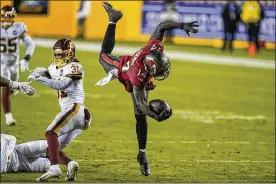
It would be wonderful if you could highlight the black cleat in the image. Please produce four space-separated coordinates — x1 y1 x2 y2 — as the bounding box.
137 151 150 176
102 2 123 23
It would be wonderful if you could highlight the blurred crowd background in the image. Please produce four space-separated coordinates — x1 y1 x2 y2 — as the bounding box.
1 0 275 56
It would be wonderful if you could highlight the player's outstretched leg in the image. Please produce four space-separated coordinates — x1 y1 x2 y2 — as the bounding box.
96 2 123 85
100 2 123 55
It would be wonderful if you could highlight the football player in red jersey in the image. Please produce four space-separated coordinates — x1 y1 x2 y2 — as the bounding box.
97 2 199 176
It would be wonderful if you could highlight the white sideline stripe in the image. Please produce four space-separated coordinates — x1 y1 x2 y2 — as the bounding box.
76 159 275 163
33 38 275 69
73 140 274 144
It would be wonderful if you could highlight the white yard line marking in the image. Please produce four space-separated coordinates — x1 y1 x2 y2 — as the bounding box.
85 93 117 99
73 140 274 144
76 159 275 163
174 110 267 124
33 38 275 69
180 160 275 163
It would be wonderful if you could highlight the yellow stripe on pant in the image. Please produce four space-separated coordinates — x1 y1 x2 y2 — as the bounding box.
54 104 80 133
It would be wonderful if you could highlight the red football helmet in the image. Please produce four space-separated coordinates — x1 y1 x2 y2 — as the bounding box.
1 5 16 28
52 39 76 68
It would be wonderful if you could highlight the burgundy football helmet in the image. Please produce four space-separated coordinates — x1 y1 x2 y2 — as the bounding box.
1 5 16 28
52 39 76 68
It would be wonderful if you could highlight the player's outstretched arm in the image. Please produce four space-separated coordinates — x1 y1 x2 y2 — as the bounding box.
133 86 162 121
0 76 35 96
29 75 73 91
150 20 199 41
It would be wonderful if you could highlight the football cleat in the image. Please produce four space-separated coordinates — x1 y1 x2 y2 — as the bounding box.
65 161 79 181
6 120 15 126
137 151 150 176
6 119 16 126
36 165 62 182
102 2 123 23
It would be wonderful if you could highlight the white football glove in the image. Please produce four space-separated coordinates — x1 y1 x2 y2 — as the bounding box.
27 72 40 82
27 67 47 82
32 67 48 76
9 81 36 96
19 59 29 72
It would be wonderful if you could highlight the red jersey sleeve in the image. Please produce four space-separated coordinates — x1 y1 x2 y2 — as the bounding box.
146 39 164 53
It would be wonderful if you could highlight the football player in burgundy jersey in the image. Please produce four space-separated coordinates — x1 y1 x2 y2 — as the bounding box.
97 2 199 176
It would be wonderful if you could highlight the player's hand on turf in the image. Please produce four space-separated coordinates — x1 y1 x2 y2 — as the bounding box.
182 21 199 37
19 59 29 72
156 108 173 122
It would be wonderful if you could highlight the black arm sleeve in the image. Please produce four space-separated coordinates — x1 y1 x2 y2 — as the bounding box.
150 20 182 41
132 86 159 120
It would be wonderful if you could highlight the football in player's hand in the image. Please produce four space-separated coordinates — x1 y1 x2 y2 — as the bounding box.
149 99 171 115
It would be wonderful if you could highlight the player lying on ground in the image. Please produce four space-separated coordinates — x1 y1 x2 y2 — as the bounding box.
96 2 199 176
0 76 35 96
1 130 82 181
1 5 35 126
28 39 92 182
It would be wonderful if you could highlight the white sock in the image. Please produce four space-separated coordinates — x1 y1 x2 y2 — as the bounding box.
139 149 146 152
5 112 14 122
109 22 116 24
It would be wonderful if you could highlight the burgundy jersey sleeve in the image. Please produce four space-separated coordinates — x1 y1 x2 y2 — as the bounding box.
117 40 164 92
145 39 164 53
127 39 163 88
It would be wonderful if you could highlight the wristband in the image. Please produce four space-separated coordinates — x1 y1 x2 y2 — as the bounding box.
23 54 31 62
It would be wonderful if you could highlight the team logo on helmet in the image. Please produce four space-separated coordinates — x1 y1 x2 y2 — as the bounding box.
52 39 76 68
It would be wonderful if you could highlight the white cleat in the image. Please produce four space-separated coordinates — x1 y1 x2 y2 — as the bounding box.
36 165 62 182
6 119 16 126
65 161 79 181
5 113 16 126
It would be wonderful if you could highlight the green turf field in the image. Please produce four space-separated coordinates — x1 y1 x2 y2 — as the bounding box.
1 45 275 183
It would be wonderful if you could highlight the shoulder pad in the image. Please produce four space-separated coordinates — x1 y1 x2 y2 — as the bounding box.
63 62 84 80
13 22 28 35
